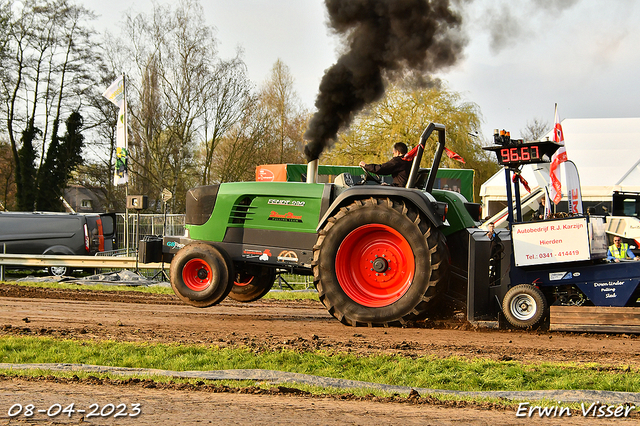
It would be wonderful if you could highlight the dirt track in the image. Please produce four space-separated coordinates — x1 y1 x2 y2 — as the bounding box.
1 284 639 424
1 284 639 366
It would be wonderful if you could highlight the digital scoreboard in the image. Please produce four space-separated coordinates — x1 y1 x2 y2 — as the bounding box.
483 130 562 167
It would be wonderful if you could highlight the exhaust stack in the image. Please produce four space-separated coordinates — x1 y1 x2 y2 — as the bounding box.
306 159 319 183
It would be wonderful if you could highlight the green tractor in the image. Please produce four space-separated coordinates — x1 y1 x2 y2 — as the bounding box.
162 123 480 326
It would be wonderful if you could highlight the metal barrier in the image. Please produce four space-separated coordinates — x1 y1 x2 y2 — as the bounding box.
0 238 314 288
276 273 314 290
116 213 185 252
95 248 137 257
0 253 163 270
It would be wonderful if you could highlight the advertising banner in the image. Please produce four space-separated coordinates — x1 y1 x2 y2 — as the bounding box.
255 164 287 182
512 217 591 266
564 160 583 215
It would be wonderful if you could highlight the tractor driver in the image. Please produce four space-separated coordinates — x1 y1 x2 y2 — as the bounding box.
359 142 412 187
607 237 639 262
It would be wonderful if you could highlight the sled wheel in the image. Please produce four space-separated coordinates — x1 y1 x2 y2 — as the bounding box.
170 243 234 307
228 266 276 302
502 284 548 328
313 197 449 327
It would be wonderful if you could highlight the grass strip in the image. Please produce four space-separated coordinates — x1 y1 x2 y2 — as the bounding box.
1 336 638 393
263 290 318 300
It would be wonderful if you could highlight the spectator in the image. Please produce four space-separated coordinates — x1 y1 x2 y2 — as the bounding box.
486 222 497 240
536 196 546 220
607 237 639 262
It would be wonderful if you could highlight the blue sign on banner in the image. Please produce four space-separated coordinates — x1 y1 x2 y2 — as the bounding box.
576 279 639 307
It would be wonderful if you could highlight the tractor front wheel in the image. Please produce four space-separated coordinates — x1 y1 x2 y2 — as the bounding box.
170 243 234 307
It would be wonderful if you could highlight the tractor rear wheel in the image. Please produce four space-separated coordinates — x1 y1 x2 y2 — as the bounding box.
502 284 547 328
228 266 276 302
313 197 448 327
170 243 234 307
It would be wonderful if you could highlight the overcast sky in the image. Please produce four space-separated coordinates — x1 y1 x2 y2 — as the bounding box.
87 0 640 144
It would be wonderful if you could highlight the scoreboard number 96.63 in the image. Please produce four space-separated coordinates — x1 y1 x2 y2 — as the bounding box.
499 145 540 165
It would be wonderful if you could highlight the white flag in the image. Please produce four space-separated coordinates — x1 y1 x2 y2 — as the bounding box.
103 75 128 185
102 75 125 109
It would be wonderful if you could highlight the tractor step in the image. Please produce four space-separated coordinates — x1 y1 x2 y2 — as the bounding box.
550 306 640 333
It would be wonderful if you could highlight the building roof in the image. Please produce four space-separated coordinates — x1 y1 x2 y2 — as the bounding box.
557 118 640 187
63 185 106 213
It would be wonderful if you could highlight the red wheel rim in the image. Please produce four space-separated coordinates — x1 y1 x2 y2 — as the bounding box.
183 258 213 291
336 224 415 307
234 273 255 287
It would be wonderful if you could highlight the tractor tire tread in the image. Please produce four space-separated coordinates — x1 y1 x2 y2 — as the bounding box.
313 197 449 327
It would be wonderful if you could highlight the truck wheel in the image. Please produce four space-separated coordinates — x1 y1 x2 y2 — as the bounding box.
313 197 448 326
228 267 276 302
170 243 234 307
502 284 547 328
48 266 69 277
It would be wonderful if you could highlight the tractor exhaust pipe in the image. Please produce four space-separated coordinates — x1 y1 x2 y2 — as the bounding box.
306 159 319 183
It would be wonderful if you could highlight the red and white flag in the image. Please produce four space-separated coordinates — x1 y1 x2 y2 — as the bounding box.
549 104 567 204
403 143 423 162
444 147 465 163
512 171 531 193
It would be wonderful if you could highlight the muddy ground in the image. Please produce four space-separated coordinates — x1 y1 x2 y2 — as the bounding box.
0 284 639 424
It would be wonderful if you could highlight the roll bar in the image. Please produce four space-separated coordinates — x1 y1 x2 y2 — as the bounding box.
406 123 446 190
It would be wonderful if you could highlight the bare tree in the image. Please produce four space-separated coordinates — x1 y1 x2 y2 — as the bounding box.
255 60 307 166
0 0 98 210
200 56 252 185
107 0 252 211
211 93 284 183
207 60 309 184
521 118 551 141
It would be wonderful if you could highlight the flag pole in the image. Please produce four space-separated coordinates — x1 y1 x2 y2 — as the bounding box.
551 102 557 216
123 73 129 254
103 73 131 254
553 103 557 212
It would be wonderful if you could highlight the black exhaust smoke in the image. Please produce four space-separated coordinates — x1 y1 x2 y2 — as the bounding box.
304 0 467 161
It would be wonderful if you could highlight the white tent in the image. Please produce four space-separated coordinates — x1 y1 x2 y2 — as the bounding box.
480 118 640 217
